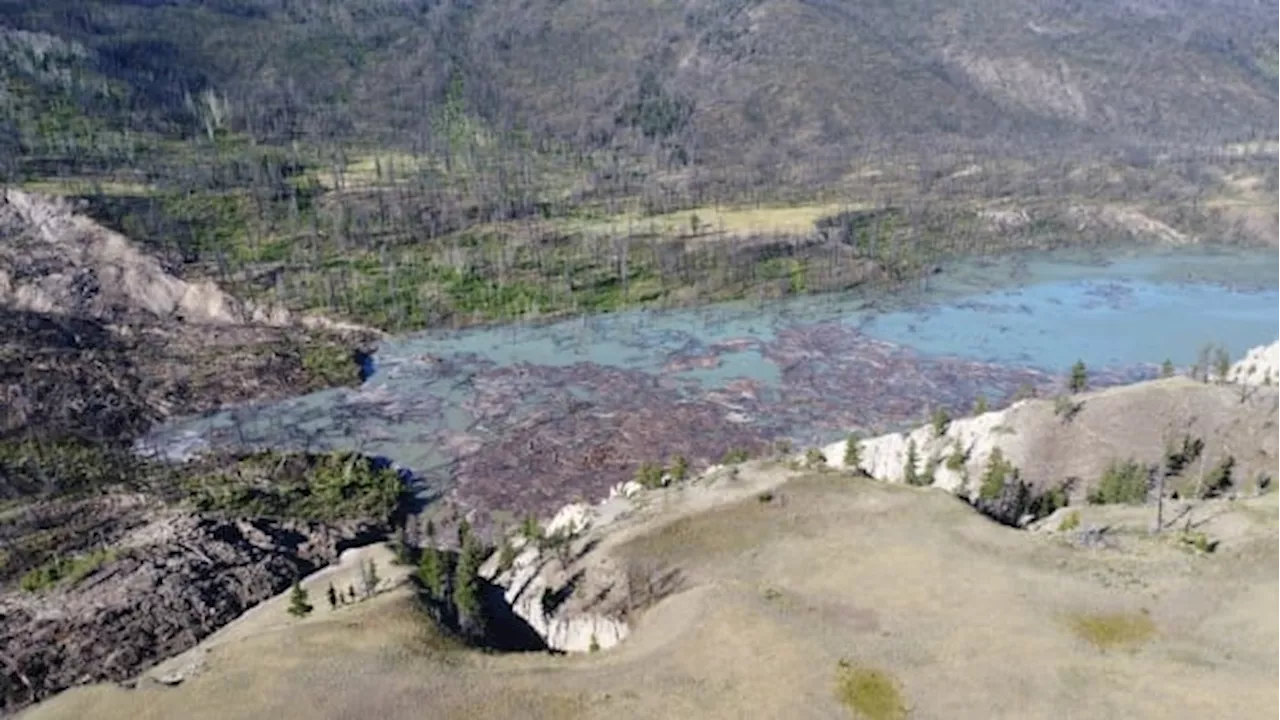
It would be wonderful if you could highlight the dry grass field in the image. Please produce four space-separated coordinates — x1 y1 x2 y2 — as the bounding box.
25 462 1277 720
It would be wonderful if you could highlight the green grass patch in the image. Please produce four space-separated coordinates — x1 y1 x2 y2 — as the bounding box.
1057 509 1081 532
833 659 908 720
1068 611 1156 651
20 548 117 593
1177 531 1219 554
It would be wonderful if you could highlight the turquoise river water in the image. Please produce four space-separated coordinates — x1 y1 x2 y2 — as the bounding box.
138 245 1279 520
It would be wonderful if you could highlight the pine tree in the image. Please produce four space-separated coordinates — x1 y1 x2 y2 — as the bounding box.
452 536 485 632
326 582 338 610
1213 347 1231 382
288 581 313 617
418 544 446 598
670 454 689 482
456 518 472 548
1068 360 1088 394
974 395 989 414
520 513 542 543
903 439 922 485
1160 359 1175 378
930 407 951 438
842 433 862 469
361 559 380 597
347 585 356 603
979 448 1016 501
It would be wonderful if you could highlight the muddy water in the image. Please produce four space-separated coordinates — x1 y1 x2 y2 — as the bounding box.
138 245 1278 519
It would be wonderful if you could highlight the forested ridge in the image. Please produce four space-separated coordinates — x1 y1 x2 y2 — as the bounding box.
1 0 1276 332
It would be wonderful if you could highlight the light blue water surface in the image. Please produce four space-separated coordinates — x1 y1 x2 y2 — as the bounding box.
141 245 1278 485
374 245 1278 377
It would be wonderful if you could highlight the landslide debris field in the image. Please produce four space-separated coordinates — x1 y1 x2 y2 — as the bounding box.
25 463 1279 720
140 247 1278 540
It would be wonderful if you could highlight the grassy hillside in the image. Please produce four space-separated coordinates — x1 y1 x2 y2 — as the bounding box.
24 469 1279 720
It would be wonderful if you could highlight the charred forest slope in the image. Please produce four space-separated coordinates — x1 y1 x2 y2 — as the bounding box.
1 0 1276 177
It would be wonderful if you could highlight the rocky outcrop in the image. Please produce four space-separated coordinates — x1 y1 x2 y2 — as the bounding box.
0 513 375 714
822 405 1019 498
1228 340 1280 386
821 376 1280 507
484 543 630 653
0 189 289 326
479 499 633 654
0 189 378 335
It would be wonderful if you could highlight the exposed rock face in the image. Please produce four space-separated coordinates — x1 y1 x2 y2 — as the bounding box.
486 544 631 653
0 191 377 444
1228 340 1280 386
823 404 1026 502
480 501 632 654
822 377 1280 505
0 513 376 714
0 189 288 326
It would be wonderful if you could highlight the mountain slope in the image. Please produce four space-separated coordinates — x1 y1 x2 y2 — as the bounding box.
2 0 1275 179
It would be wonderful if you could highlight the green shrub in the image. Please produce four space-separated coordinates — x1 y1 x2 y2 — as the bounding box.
1163 435 1204 477
1178 531 1218 554
634 462 666 488
520 514 543 543
1053 394 1083 422
669 454 689 482
1200 456 1235 499
300 341 361 388
804 447 827 469
1087 460 1151 505
722 447 750 465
